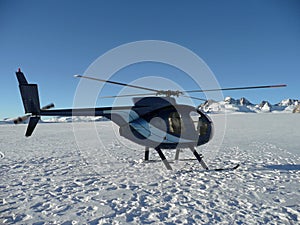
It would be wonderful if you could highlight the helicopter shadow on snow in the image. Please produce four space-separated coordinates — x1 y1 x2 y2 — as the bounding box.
168 163 300 174
262 164 300 171
241 163 300 172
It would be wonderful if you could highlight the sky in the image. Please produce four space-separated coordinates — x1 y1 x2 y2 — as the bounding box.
1 0 299 119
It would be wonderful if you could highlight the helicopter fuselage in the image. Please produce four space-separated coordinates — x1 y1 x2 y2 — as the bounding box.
117 97 213 149
37 96 213 149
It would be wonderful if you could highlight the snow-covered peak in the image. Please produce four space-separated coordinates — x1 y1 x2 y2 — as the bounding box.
259 101 272 112
224 97 239 105
224 97 252 106
277 99 299 107
240 97 252 106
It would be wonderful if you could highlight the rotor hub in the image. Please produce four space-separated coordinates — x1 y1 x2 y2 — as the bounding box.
156 90 183 97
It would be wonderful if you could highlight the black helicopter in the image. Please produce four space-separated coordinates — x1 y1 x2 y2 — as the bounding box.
15 69 286 170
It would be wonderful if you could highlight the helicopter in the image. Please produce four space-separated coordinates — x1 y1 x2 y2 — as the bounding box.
15 68 286 170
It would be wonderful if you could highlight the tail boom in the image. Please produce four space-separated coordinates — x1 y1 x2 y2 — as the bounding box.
15 69 132 136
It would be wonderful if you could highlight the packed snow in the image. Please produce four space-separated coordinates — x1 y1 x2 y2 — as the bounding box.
0 114 299 224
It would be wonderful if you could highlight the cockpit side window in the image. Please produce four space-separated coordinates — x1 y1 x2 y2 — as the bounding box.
197 115 209 136
190 111 210 136
168 111 182 135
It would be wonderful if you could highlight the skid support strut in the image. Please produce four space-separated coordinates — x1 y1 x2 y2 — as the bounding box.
189 146 209 170
175 149 180 160
155 147 172 170
144 146 209 171
144 147 150 161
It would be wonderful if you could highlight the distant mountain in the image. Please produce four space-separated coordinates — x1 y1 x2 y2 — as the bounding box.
293 105 300 113
199 97 299 114
42 116 109 123
276 99 298 107
0 118 15 125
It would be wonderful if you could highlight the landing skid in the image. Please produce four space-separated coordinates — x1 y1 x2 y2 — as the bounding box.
213 164 240 171
144 146 211 171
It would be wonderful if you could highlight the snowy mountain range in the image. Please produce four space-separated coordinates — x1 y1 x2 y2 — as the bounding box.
42 116 109 123
0 116 109 125
199 97 300 114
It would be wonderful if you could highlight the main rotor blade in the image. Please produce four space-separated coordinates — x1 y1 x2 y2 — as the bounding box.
185 84 287 93
99 93 157 99
181 95 207 101
75 75 159 92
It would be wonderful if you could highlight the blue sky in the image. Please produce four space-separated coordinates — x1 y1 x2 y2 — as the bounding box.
1 0 299 118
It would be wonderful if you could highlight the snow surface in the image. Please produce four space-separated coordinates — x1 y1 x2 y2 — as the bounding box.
0 114 300 224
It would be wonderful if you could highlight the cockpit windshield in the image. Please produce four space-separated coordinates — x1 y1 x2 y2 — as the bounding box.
153 107 212 141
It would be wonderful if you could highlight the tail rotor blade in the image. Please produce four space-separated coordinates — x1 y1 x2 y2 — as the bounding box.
41 103 55 110
13 114 30 124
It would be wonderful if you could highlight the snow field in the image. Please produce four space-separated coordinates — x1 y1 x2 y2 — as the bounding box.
0 114 299 224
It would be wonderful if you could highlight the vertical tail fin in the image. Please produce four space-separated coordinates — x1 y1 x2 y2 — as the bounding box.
16 68 41 115
16 68 41 136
